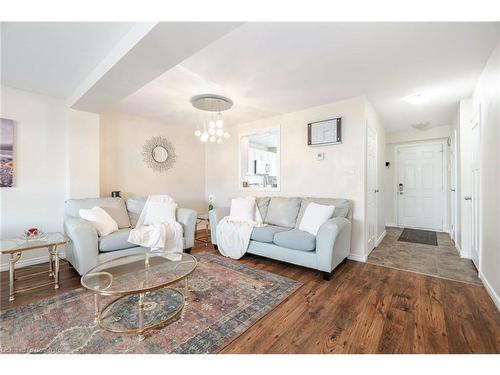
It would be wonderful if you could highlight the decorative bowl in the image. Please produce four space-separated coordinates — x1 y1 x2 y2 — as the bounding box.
21 228 46 241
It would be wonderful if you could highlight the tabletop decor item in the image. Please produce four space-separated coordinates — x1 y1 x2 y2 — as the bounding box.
208 194 216 211
21 227 46 241
142 136 176 173
0 118 15 188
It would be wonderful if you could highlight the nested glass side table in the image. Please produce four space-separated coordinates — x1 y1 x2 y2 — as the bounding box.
195 213 211 247
0 232 68 302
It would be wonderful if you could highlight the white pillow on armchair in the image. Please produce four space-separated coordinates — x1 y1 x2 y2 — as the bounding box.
79 206 118 236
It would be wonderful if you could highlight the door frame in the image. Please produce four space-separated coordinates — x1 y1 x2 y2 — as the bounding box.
365 122 378 256
393 139 449 232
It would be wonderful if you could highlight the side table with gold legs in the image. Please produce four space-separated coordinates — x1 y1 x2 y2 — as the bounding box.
1 233 67 302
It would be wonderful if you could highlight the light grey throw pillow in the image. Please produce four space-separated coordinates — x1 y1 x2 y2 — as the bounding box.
256 197 271 221
264 197 301 228
100 198 131 229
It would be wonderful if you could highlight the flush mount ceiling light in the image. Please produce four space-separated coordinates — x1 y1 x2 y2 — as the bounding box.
403 93 428 105
411 122 432 131
191 94 232 144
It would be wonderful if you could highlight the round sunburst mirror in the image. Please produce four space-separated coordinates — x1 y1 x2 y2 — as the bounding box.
142 136 176 173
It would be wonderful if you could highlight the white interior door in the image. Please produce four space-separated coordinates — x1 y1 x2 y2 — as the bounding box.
449 133 457 240
366 125 378 254
470 115 480 269
397 143 444 231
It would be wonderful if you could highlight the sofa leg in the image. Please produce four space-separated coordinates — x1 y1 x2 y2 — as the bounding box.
185 248 192 254
322 271 332 281
213 244 218 251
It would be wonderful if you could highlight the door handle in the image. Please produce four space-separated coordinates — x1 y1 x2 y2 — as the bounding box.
450 188 456 192
464 196 472 201
374 189 379 193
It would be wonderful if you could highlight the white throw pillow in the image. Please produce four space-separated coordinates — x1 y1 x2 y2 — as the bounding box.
229 197 255 222
143 201 177 225
299 202 336 235
79 206 119 236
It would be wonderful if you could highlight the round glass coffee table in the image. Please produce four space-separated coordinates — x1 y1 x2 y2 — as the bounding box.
81 252 197 340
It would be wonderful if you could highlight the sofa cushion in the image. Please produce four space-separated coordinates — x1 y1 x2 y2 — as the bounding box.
99 228 138 252
265 197 301 228
273 229 316 251
65 197 131 229
256 197 271 220
295 198 350 228
250 225 289 243
125 197 147 228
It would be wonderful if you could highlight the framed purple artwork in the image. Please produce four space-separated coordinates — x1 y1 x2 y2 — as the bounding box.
1 118 15 187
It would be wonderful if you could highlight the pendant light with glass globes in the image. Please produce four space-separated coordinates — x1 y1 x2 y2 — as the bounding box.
191 94 232 144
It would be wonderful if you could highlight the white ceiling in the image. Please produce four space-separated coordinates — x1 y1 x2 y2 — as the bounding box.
113 22 500 132
1 22 136 98
2 22 499 132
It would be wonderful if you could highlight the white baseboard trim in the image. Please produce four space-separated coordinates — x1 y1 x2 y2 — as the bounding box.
348 253 367 263
479 271 500 312
375 230 387 247
385 222 397 228
0 252 66 272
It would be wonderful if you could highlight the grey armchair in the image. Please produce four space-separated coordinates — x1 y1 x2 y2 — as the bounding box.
64 197 197 275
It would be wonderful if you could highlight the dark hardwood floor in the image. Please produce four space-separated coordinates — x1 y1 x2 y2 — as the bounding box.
1 237 499 353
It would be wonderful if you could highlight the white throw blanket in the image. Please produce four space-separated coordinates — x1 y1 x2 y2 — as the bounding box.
216 197 264 259
128 195 183 254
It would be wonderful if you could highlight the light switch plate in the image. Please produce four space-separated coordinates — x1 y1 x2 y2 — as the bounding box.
316 152 325 161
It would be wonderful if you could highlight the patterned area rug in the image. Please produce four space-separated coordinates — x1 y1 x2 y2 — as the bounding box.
1 253 301 354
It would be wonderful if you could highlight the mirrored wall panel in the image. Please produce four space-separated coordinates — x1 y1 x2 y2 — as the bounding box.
239 127 280 191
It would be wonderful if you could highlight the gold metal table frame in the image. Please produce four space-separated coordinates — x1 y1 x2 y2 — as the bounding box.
82 252 197 341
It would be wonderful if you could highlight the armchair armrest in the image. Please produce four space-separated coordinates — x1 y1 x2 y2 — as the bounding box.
208 207 230 245
176 208 197 249
315 217 351 272
64 217 98 275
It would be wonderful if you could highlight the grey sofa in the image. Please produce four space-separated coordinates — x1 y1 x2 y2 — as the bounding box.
64 197 197 275
209 197 352 279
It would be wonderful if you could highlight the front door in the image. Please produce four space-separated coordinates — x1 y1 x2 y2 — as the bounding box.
397 143 444 231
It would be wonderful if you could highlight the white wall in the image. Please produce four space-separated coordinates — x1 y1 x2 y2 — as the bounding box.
1 86 67 267
0 86 100 270
205 96 369 259
67 109 100 199
365 100 386 245
384 126 451 227
100 112 206 213
471 37 500 310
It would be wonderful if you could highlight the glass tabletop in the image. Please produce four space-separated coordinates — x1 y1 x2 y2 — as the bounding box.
0 232 67 254
81 252 197 295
